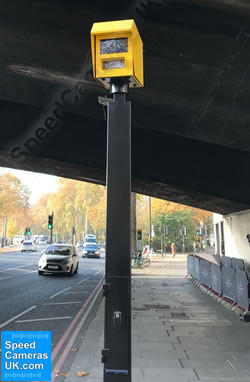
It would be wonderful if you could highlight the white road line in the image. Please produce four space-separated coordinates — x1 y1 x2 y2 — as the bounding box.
226 359 236 370
23 271 37 274
228 352 237 360
49 287 71 299
0 277 11 281
4 264 35 271
14 269 36 273
0 306 37 329
93 271 103 276
43 302 82 305
16 317 72 323
77 277 90 285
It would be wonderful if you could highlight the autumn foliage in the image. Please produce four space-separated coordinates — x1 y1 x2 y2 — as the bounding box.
0 172 212 246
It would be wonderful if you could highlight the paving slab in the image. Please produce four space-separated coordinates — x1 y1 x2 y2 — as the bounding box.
64 255 250 382
194 369 250 380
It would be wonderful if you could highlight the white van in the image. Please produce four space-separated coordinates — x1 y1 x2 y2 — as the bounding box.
85 234 96 244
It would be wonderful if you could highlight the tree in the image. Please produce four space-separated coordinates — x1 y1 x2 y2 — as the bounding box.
152 209 198 252
0 173 30 239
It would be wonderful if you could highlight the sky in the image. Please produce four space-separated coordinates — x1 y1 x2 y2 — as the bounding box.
0 167 59 205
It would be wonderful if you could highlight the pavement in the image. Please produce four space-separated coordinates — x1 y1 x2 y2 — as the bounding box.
64 255 250 382
0 245 20 253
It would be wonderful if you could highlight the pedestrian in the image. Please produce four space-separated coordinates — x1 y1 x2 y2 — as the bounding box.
193 240 198 255
171 242 176 258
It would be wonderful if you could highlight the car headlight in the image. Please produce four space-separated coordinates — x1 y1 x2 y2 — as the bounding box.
39 257 47 266
61 258 71 265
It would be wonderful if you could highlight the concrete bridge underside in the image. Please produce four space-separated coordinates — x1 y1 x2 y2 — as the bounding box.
1 0 250 214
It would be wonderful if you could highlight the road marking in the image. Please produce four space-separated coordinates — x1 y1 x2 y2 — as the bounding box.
16 317 72 323
14 269 37 273
0 306 37 329
49 287 71 299
77 277 90 285
228 352 237 360
51 276 104 381
0 277 11 281
4 264 35 271
226 359 236 370
93 271 103 276
43 302 82 305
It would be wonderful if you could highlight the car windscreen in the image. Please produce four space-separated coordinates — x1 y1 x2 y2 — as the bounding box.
85 238 96 243
45 245 71 256
85 245 98 250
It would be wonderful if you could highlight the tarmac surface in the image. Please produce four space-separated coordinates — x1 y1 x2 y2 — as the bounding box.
64 255 250 382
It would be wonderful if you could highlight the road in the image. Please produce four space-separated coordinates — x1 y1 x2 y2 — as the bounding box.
0 248 105 380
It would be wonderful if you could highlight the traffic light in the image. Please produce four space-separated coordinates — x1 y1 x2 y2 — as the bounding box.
24 227 31 235
137 229 142 241
48 214 53 229
196 229 200 236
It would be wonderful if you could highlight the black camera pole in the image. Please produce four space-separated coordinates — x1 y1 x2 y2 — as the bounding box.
100 78 131 382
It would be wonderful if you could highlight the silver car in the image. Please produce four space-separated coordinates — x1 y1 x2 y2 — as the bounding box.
82 243 100 258
38 244 79 276
21 240 37 252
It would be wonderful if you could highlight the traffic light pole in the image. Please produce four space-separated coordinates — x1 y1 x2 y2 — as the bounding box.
101 78 131 382
50 212 53 244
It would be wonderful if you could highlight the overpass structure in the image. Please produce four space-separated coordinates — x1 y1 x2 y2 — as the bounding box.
1 0 250 214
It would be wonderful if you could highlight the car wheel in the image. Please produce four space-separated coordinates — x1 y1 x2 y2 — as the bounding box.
68 265 74 277
74 263 79 274
38 271 44 275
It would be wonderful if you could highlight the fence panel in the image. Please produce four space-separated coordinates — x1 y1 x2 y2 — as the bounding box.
200 260 211 288
232 257 245 271
187 255 195 277
221 256 232 268
194 257 200 281
222 267 237 302
211 264 222 295
236 269 249 311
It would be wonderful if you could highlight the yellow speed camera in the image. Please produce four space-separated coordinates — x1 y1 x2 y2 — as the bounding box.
91 19 143 89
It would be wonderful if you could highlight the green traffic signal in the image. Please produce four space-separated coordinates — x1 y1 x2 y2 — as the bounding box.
25 227 31 235
48 213 53 229
196 230 200 236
